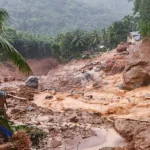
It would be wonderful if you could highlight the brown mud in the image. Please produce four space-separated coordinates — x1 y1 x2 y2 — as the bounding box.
0 44 150 149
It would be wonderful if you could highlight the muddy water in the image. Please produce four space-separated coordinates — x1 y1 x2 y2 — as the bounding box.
58 127 126 150
33 92 128 150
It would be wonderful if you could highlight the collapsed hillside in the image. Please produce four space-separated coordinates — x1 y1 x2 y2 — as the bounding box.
1 41 150 149
0 58 59 82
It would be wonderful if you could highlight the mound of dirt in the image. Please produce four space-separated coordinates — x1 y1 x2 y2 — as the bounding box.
0 58 59 82
40 50 128 91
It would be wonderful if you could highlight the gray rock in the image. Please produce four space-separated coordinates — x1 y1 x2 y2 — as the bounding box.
45 95 53 100
27 106 35 111
102 81 109 85
25 76 39 88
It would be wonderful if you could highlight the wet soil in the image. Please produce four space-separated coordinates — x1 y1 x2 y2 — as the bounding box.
1 47 150 149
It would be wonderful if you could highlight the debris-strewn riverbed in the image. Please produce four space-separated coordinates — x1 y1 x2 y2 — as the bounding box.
1 43 150 149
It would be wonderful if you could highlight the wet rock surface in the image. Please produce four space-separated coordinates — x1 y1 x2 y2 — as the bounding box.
26 76 39 88
115 118 150 150
123 41 150 90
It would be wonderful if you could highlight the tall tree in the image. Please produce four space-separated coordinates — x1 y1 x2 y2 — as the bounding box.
132 0 150 36
90 30 101 49
0 9 32 74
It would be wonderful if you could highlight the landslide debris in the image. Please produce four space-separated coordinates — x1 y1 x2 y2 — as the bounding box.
123 40 150 90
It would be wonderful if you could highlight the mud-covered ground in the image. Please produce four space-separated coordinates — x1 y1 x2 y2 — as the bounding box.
1 46 150 149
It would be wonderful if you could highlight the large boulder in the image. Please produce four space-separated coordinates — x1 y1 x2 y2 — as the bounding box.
114 118 150 150
25 76 39 88
116 42 129 53
123 40 150 90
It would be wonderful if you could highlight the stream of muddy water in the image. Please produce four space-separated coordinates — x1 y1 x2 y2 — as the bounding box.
58 127 127 150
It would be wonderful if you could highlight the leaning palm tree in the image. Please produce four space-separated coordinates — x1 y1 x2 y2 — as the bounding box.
0 8 32 74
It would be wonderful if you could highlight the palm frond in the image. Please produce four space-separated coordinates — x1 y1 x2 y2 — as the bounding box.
0 36 32 74
0 9 9 31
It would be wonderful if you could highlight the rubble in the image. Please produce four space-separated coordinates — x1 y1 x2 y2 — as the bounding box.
1 41 150 150
26 76 39 89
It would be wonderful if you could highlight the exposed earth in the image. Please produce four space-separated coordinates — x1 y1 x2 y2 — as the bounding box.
0 41 150 150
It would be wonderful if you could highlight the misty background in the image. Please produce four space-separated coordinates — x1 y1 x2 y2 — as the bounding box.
0 0 133 35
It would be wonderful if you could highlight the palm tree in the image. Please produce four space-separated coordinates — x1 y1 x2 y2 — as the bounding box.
0 9 32 74
72 29 86 48
91 30 101 46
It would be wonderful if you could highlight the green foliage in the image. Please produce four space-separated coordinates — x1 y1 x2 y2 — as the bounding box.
0 9 8 32
131 0 150 36
13 125 47 146
101 15 138 49
0 0 133 35
0 36 32 74
0 9 32 74
0 108 12 132
50 29 95 61
2 27 52 59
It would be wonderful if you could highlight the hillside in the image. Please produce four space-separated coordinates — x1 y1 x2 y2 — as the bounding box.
0 0 133 35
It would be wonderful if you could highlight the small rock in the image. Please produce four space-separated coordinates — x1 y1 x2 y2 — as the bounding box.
11 108 22 114
117 83 125 90
36 115 50 123
45 95 53 100
69 124 76 129
35 121 41 125
70 115 79 122
65 108 73 112
51 138 62 148
61 125 68 131
94 112 102 116
49 117 54 122
94 68 101 72
27 106 35 111
48 126 56 131
4 77 9 82
88 66 93 70
102 81 109 85
86 95 93 99
144 94 150 99
93 82 100 87
85 124 92 130
40 107 53 115
93 61 99 65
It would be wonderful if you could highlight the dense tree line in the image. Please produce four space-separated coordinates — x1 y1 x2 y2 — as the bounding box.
0 0 133 35
2 14 137 61
50 15 137 61
2 0 150 62
101 15 138 49
2 27 52 58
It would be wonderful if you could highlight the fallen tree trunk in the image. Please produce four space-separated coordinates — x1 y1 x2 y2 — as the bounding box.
7 94 26 100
